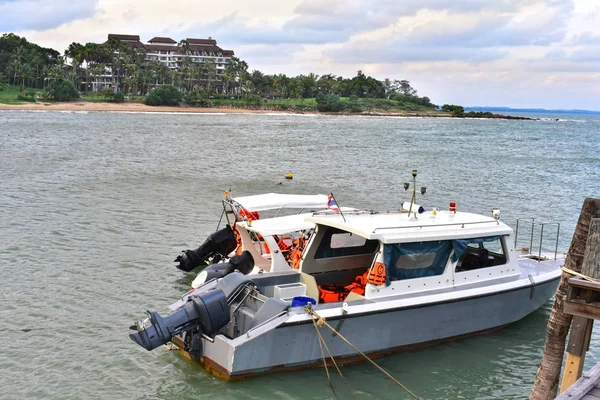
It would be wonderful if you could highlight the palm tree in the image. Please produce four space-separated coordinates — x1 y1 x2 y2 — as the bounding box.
136 69 151 95
156 62 170 86
107 38 129 93
124 75 135 95
82 43 97 92
203 58 217 94
177 39 190 56
10 46 26 86
65 42 85 88
90 63 106 92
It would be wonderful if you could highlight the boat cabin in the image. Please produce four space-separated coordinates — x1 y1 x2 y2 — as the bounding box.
292 209 518 303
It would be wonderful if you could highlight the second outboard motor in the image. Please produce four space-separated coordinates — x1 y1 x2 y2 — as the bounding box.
191 251 255 289
174 225 237 272
222 251 254 276
129 289 229 351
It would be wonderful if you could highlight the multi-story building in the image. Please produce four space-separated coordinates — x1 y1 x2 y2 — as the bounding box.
92 34 235 93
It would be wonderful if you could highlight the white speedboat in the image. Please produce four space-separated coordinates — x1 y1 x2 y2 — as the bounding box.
131 185 563 380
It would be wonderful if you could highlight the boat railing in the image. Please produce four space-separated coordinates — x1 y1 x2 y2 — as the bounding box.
514 218 560 261
372 219 500 233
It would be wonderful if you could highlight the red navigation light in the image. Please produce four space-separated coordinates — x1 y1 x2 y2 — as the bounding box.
449 202 456 213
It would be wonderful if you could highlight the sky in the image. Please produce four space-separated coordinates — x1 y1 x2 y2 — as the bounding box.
1 0 599 109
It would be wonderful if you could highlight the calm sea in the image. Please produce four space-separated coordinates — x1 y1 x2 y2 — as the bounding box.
1 110 599 399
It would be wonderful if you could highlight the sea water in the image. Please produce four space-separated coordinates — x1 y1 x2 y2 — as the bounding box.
0 111 599 399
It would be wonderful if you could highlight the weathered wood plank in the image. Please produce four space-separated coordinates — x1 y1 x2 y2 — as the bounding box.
556 362 600 400
568 278 600 291
563 302 600 322
589 387 600 396
567 317 595 356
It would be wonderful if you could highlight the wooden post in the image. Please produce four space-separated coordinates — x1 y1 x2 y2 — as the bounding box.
559 218 600 393
531 199 600 400
561 317 594 392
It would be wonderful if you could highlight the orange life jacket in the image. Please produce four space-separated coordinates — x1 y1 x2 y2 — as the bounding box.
287 236 306 269
344 271 370 296
275 235 289 253
239 208 260 222
318 271 370 303
367 262 386 285
318 285 349 303
232 223 243 255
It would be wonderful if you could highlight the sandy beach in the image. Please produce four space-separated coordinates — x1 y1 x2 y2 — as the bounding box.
0 101 294 114
0 100 459 117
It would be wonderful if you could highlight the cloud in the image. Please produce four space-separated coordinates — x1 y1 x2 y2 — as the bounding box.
326 0 574 65
0 0 98 31
183 0 561 47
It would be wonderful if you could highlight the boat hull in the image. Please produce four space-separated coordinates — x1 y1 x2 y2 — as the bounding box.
174 276 559 380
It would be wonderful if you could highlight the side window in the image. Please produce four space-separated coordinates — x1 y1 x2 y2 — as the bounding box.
330 233 366 248
314 228 378 259
385 241 452 280
455 236 507 272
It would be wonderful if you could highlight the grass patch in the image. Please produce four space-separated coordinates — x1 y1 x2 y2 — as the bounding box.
0 85 28 104
0 85 44 104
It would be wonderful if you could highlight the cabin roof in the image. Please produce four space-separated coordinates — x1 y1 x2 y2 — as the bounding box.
306 210 512 243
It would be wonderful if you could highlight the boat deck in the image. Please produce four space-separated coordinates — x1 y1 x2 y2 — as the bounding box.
518 254 565 279
557 362 600 400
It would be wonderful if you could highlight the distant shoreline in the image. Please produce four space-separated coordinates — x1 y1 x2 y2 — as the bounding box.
0 101 534 119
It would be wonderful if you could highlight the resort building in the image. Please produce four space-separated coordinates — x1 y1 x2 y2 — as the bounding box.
91 34 235 93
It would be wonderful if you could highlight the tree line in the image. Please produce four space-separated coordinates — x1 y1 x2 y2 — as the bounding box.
0 33 456 112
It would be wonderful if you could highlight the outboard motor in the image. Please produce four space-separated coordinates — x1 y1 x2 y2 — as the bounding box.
174 225 237 272
129 289 230 351
191 251 255 289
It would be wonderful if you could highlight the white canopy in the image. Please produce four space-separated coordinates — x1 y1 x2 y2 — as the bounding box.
240 213 315 236
231 193 329 212
239 207 358 236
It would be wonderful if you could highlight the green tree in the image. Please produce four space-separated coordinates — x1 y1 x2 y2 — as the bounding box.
315 93 344 112
48 79 79 101
442 104 464 116
145 84 182 106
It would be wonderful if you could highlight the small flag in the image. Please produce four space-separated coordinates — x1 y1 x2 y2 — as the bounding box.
327 193 340 212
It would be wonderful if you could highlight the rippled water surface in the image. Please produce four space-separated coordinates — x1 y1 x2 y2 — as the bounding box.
1 111 599 399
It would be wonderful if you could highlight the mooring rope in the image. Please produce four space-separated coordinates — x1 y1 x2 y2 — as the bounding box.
561 266 600 282
310 316 358 400
306 305 421 400
312 316 339 399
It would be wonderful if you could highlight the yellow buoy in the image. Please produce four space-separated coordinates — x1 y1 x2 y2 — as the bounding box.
285 173 293 180
277 181 282 185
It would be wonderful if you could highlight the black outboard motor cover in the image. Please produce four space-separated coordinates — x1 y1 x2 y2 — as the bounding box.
129 288 229 351
222 251 255 277
193 288 230 334
175 225 237 272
